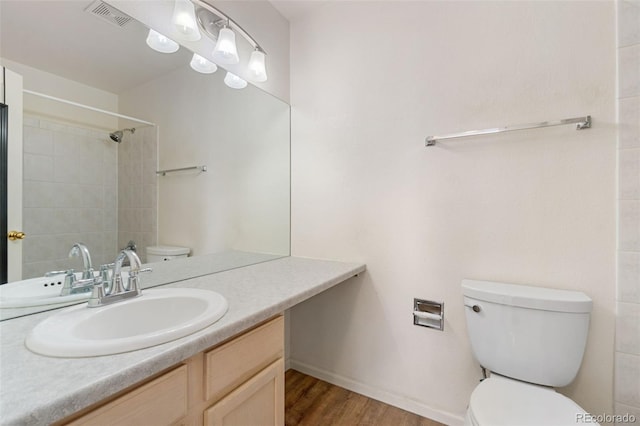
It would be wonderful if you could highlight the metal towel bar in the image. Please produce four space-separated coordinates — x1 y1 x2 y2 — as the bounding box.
425 115 591 147
156 165 207 176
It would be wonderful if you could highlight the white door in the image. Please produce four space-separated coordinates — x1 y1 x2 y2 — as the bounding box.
2 67 23 282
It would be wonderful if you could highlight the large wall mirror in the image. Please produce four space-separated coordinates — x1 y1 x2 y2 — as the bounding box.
0 0 290 320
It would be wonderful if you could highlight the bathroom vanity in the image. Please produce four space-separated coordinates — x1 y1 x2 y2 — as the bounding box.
61 316 284 425
0 257 365 425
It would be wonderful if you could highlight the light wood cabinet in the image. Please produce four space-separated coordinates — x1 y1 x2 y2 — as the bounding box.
61 316 284 426
204 359 284 426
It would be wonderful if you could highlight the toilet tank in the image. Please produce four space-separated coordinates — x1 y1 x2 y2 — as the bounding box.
146 245 190 262
462 279 592 387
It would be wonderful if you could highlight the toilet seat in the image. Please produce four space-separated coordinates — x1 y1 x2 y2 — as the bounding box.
467 376 593 426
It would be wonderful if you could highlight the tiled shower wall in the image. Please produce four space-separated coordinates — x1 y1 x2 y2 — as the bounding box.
22 115 118 278
117 126 157 263
616 0 640 420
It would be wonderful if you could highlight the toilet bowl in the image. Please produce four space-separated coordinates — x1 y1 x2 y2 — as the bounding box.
462 279 597 426
465 375 590 426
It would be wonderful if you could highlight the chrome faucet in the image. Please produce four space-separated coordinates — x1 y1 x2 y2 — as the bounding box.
69 243 94 279
44 243 98 296
88 249 151 307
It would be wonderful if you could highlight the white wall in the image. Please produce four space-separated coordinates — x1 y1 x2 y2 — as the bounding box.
0 59 118 131
615 0 640 419
289 1 616 424
119 65 290 257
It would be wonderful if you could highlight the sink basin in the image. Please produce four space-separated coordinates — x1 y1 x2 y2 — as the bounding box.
25 288 228 357
0 273 94 309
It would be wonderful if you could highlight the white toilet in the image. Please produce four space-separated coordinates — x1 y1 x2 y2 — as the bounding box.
146 245 190 262
462 279 598 426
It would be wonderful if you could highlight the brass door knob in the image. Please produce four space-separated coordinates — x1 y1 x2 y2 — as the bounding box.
7 231 26 241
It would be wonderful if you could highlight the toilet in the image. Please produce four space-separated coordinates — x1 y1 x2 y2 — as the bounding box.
462 279 597 426
146 245 190 262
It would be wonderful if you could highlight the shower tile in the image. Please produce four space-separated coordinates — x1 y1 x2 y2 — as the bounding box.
23 181 56 208
39 120 67 133
104 185 117 210
615 352 640 407
143 159 158 185
619 45 640 98
24 153 53 182
616 302 640 355
23 126 53 155
140 208 155 233
620 201 640 251
141 184 157 209
68 126 94 137
23 208 56 236
620 96 640 149
615 403 640 423
22 234 56 263
23 115 40 128
619 252 640 303
620 148 640 200
618 1 640 47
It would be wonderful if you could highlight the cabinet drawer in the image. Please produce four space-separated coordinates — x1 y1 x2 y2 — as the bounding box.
204 359 284 426
65 365 188 426
205 316 283 401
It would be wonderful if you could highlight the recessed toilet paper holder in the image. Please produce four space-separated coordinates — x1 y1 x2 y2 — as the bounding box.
413 298 444 331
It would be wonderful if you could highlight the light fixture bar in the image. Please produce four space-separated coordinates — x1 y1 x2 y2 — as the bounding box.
192 0 266 54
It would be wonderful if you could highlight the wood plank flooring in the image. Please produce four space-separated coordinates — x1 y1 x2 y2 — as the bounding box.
285 370 445 426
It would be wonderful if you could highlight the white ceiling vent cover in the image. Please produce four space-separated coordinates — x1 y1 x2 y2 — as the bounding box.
84 1 133 28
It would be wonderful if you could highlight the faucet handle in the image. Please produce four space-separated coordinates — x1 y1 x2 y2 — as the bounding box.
127 268 151 293
87 282 105 307
44 269 74 277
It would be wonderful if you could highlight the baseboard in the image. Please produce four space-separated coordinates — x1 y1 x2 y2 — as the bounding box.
289 359 465 426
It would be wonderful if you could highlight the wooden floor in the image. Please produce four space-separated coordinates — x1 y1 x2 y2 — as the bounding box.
285 370 444 426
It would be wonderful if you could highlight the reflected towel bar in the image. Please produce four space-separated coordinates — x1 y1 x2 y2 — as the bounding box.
156 165 207 176
425 115 591 147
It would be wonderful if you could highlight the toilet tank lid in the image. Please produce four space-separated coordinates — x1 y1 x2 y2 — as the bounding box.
462 279 592 313
147 245 190 256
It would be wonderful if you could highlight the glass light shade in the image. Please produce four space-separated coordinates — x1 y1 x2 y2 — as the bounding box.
247 50 267 82
212 27 239 65
224 72 247 89
172 0 201 41
190 53 218 74
146 29 179 53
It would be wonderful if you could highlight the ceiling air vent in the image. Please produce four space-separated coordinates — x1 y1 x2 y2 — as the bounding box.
84 1 133 28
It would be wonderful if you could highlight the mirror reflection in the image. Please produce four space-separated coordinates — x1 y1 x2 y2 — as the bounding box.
0 0 290 320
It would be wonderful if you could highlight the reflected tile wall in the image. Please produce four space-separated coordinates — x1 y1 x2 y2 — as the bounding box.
22 116 118 278
117 126 157 262
616 0 640 421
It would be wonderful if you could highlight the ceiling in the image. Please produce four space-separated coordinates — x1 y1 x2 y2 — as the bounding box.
0 0 192 94
269 1 327 22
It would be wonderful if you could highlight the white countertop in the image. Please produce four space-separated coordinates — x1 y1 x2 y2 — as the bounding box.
0 256 365 425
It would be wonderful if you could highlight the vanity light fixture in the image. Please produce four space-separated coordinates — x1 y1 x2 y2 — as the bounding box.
193 0 268 84
223 72 247 89
172 0 201 41
212 25 239 65
190 53 218 74
247 48 267 82
146 29 180 53
146 0 269 87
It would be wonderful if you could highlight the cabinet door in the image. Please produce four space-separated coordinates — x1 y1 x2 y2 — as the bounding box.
205 316 283 402
204 359 284 426
65 365 188 426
